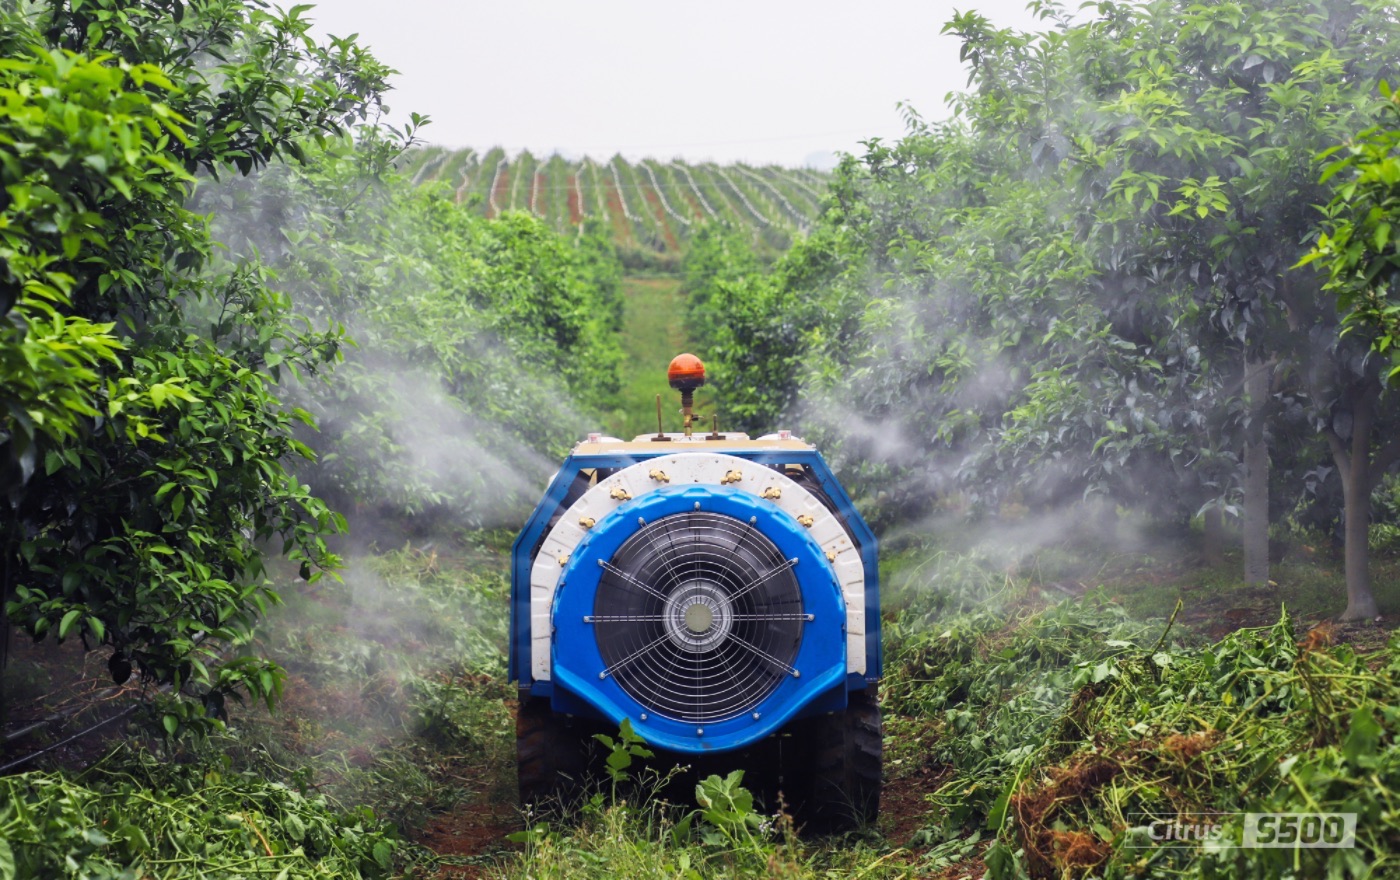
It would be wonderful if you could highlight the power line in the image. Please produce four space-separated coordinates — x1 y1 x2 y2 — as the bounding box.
424 128 871 154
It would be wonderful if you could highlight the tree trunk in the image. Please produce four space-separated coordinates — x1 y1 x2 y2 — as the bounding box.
1341 454 1376 620
1331 381 1382 621
1242 440 1269 584
1203 504 1226 566
1 537 11 710
1242 357 1272 586
1277 275 1398 620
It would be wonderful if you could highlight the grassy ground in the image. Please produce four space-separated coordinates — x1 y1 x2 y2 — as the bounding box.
6 521 1400 879
0 534 520 879
474 525 1400 880
918 509 1400 641
601 276 701 441
870 526 1400 879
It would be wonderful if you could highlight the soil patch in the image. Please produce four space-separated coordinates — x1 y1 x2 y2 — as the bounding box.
567 175 582 225
416 797 521 878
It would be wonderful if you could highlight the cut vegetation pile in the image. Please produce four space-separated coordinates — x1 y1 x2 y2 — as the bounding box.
881 545 1400 879
0 757 402 879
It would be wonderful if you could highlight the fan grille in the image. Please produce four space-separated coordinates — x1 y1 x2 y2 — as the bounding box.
591 511 805 723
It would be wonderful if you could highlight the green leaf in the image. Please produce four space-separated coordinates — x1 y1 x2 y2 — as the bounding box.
1342 705 1381 765
372 840 393 868
986 777 1014 829
162 714 179 737
282 813 306 842
984 839 1016 874
59 608 83 639
1091 661 1116 683
606 746 633 776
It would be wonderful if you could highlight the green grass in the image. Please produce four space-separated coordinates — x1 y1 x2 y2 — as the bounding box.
1105 546 1400 635
879 512 1400 642
601 276 698 441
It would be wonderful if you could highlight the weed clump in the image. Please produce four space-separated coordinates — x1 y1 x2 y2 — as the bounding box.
503 763 903 880
0 748 402 879
894 592 1400 879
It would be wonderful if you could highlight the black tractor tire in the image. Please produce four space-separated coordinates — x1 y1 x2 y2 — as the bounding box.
794 691 882 834
516 697 596 814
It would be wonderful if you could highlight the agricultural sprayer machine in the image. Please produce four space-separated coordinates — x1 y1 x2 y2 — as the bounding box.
509 355 881 830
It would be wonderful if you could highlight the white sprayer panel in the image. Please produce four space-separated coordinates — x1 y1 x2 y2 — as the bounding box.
529 452 866 681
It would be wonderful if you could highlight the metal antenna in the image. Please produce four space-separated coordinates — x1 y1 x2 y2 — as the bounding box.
653 394 669 441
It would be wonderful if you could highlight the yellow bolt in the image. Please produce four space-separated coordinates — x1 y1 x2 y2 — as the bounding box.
558 554 570 565
648 469 670 483
761 486 782 500
826 550 837 563
721 470 743 484
610 487 632 501
579 517 596 529
797 514 814 527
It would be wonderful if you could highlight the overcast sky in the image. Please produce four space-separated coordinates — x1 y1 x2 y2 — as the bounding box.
305 1 1053 168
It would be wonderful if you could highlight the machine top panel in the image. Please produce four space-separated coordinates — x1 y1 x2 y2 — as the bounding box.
574 435 813 455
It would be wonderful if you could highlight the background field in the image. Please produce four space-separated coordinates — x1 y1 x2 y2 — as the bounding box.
400 148 828 268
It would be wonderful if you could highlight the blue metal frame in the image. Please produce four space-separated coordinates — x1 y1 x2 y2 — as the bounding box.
508 448 882 742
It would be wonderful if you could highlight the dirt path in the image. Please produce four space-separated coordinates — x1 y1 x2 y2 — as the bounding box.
642 187 680 251
567 174 582 226
416 797 520 878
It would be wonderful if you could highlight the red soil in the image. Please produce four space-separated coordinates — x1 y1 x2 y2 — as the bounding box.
566 175 582 225
641 188 679 251
679 189 707 221
488 169 510 219
416 799 521 878
602 179 634 245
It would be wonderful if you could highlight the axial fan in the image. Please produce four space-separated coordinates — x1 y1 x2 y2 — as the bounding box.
592 510 806 723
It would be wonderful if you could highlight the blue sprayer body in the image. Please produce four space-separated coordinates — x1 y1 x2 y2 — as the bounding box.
509 433 879 755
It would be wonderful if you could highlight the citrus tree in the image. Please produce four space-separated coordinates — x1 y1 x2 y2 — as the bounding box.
197 133 626 527
1307 86 1400 384
0 0 391 726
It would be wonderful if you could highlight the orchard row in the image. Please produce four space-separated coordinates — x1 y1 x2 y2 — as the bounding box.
399 147 830 262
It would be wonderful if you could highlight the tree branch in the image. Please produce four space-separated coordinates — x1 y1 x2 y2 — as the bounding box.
1327 429 1351 476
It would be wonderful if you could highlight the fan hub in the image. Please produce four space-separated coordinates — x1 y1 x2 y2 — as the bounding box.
685 603 713 633
665 581 732 651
